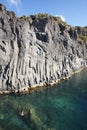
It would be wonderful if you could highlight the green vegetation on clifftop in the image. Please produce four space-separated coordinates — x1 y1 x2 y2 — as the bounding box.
75 26 87 43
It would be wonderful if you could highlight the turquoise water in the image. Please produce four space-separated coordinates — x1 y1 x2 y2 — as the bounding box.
0 69 87 130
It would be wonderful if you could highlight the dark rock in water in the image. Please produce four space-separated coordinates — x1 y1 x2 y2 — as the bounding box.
0 3 87 93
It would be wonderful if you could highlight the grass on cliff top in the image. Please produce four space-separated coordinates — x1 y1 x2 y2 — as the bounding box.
35 13 69 25
75 26 87 43
75 26 87 35
79 35 87 43
20 15 29 20
20 13 69 26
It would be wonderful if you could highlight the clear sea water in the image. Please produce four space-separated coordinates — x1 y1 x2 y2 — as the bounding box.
0 69 87 130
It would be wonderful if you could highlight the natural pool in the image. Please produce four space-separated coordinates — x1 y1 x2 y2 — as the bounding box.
0 69 87 130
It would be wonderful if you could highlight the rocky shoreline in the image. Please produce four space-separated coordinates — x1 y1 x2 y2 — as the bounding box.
0 67 86 95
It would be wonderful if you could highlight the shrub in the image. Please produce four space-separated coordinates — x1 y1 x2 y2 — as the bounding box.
79 35 87 43
20 15 29 20
35 13 49 18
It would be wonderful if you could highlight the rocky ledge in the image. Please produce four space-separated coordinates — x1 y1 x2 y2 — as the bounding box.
0 3 87 94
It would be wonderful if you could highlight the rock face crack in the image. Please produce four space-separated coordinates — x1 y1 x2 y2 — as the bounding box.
0 3 87 92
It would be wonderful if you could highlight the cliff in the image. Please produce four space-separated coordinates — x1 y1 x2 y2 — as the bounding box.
0 3 87 93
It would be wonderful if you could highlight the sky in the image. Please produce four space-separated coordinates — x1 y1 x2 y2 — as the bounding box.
0 0 87 27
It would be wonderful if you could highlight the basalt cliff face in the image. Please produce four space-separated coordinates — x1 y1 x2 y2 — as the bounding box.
0 3 87 93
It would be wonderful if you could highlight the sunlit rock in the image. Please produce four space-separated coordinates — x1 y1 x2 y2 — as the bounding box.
0 3 87 93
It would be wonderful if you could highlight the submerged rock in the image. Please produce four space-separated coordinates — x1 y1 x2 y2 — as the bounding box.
0 3 87 93
0 114 4 120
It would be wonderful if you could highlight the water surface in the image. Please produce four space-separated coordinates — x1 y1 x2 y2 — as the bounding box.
0 69 87 130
